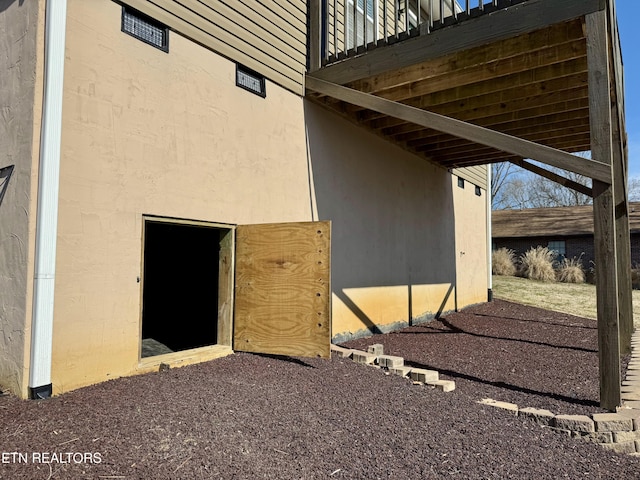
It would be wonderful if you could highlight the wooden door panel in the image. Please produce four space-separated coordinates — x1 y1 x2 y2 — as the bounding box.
234 221 331 358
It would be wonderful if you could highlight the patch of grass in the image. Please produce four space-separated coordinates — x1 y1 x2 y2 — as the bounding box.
519 246 556 282
492 248 516 276
557 257 585 284
492 275 640 325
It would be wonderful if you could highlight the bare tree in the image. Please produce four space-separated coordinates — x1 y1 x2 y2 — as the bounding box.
492 155 592 210
526 167 592 207
629 177 640 202
491 162 523 210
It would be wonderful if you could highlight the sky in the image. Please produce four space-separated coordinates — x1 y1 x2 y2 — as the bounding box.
617 1 640 179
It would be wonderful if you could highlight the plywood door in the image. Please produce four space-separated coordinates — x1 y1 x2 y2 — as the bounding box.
234 221 331 358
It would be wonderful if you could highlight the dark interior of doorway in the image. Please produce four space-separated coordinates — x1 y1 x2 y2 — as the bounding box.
141 220 225 358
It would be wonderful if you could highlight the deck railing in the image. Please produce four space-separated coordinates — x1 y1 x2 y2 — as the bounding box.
310 0 527 69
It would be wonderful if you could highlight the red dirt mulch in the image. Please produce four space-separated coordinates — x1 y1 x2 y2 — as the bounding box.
0 300 637 479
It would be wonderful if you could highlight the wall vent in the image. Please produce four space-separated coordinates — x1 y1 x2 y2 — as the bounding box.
122 7 169 52
236 64 266 98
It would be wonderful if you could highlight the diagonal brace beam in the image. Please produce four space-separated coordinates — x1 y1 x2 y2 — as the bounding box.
306 76 611 183
509 159 593 197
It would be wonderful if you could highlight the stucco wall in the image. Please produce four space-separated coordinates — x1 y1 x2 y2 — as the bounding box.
0 0 44 397
305 101 460 341
452 177 489 308
52 0 313 394
38 0 489 396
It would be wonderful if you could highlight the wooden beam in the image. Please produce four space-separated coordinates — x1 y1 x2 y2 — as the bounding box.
403 116 592 149
343 40 588 115
308 0 322 72
348 20 586 95
587 9 620 411
306 75 611 182
510 159 593 197
373 97 591 135
309 0 603 85
358 67 589 124
608 0 633 356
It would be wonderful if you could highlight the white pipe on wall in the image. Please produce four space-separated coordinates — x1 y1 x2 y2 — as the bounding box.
29 0 68 399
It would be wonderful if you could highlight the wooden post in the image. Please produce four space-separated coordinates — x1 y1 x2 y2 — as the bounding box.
308 0 323 72
586 9 621 411
608 0 633 355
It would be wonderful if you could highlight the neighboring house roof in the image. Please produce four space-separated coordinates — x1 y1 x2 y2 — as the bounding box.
492 202 640 238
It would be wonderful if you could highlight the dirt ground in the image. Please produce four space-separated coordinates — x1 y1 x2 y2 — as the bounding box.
0 300 638 479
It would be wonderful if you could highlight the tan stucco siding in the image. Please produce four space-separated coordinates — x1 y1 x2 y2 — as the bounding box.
0 0 45 397
453 177 489 308
52 0 313 394
452 165 488 190
305 101 459 341
121 0 307 95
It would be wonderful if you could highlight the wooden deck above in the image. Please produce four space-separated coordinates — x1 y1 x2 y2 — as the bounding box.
306 0 616 175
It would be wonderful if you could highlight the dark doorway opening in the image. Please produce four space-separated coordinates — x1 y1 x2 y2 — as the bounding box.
141 219 230 358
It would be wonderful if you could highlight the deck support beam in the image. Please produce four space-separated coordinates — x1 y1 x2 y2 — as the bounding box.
509 159 593 198
306 76 611 183
608 0 633 356
587 9 623 411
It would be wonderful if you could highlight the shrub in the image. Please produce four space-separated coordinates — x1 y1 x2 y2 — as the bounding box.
631 264 640 290
492 248 516 276
557 256 585 284
519 246 556 282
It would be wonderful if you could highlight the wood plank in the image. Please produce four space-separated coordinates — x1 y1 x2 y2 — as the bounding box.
413 125 591 154
510 159 593 197
217 229 235 347
309 0 602 85
234 222 331 358
348 20 586 94
344 39 588 113
309 0 322 71
606 0 633 356
373 97 590 134
427 134 592 165
306 76 611 182
404 116 592 150
587 9 620 411
358 64 589 123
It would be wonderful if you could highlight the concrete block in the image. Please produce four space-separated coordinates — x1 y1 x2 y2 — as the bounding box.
389 366 412 377
572 431 613 444
518 407 555 426
613 431 640 443
477 398 518 415
330 345 354 358
426 380 455 392
554 415 595 433
601 441 636 454
614 408 640 431
410 368 439 383
622 401 640 409
621 392 640 401
367 344 384 356
592 413 634 432
351 350 378 365
377 355 404 369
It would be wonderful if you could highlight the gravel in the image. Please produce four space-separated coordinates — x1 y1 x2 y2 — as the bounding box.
0 299 638 479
